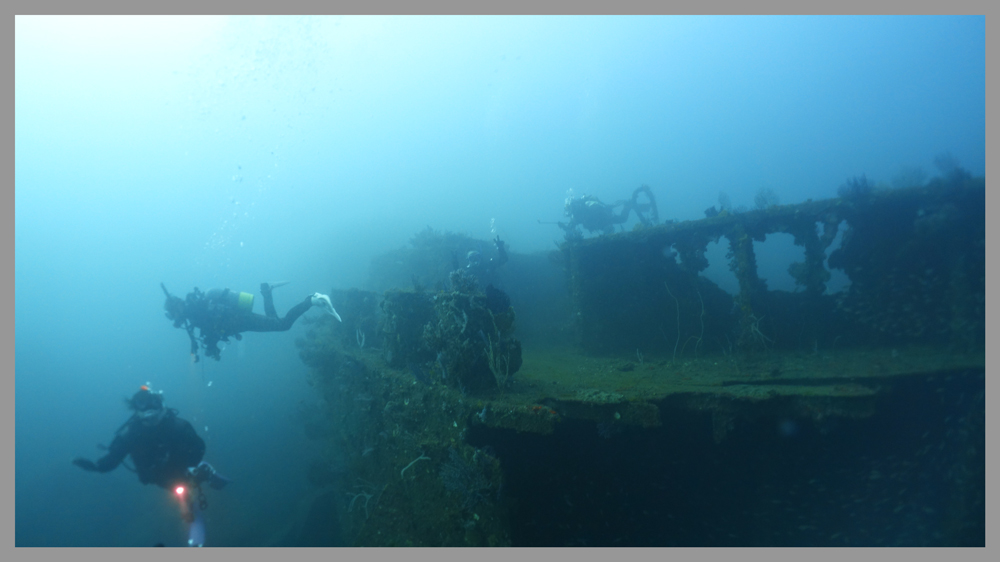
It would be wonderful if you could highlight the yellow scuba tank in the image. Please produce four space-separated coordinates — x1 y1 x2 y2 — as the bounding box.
236 291 254 312
207 288 254 313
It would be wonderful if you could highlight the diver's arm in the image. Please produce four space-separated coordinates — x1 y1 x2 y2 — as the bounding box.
185 324 200 361
74 432 130 473
494 236 508 266
186 324 198 352
203 337 222 361
94 432 131 472
174 418 206 468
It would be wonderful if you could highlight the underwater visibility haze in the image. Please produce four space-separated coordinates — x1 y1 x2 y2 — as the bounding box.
14 15 985 547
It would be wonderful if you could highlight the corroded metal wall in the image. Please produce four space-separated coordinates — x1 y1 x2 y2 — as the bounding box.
563 179 985 356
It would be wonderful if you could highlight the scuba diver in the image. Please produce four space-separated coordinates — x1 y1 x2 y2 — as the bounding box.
464 236 508 287
72 385 231 546
161 282 342 362
557 185 659 238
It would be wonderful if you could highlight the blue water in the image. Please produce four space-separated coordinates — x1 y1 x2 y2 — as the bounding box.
14 15 985 547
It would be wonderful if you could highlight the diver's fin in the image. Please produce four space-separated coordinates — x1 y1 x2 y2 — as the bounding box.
208 470 233 490
311 293 342 322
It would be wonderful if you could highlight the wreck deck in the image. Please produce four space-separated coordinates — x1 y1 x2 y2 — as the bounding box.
478 345 985 435
294 177 984 546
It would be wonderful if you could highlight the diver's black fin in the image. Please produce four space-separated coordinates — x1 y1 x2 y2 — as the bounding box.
263 281 290 292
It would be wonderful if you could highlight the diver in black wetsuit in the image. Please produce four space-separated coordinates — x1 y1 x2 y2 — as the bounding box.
465 236 509 287
73 386 230 546
557 185 659 238
161 282 342 362
72 386 227 491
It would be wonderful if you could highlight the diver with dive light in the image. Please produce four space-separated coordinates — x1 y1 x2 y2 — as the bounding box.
72 385 230 546
161 281 342 362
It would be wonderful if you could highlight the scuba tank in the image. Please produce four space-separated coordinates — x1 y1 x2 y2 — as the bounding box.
205 288 254 313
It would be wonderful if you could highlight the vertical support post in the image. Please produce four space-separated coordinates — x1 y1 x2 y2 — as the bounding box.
562 240 587 349
790 219 832 298
726 224 765 351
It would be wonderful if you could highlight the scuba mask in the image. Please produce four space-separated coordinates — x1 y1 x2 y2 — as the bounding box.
137 406 166 426
130 385 166 426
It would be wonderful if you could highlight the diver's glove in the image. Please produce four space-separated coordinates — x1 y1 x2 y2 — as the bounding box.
311 293 342 322
188 462 213 482
73 458 98 471
188 461 232 490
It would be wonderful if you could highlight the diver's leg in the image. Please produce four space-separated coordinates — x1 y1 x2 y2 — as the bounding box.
242 296 313 332
260 283 278 319
279 297 314 329
240 314 285 333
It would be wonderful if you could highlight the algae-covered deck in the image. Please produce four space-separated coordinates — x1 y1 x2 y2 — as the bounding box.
517 345 984 402
481 345 984 435
294 177 984 546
